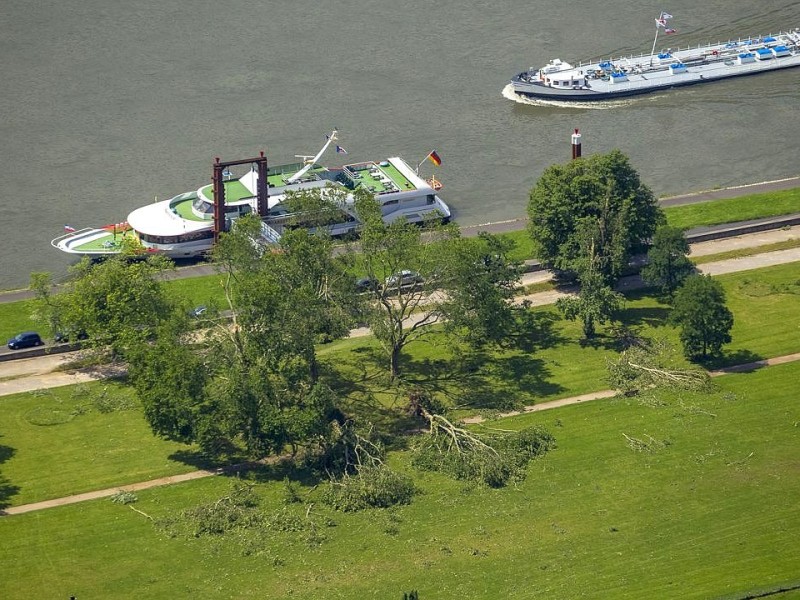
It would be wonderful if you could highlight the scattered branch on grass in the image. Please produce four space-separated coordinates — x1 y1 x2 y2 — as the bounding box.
622 433 668 453
110 490 138 504
410 391 556 487
608 338 710 395
129 505 153 521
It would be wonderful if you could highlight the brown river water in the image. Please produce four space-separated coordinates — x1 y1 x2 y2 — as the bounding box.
1 0 798 289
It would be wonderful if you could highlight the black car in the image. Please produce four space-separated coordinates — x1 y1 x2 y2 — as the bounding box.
7 331 44 350
54 330 88 344
355 277 379 293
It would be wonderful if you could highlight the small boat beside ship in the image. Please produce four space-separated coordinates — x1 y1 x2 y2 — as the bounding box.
509 14 800 101
51 132 450 258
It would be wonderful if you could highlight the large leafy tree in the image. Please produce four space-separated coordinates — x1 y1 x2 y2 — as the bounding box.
354 190 459 380
440 232 524 348
131 215 352 459
670 274 734 360
353 192 523 379
641 225 694 297
527 150 663 284
33 255 176 359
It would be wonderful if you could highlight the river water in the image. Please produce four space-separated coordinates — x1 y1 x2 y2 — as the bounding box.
1 0 798 289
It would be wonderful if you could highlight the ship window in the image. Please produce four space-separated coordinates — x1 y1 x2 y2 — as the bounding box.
139 230 214 244
426 195 435 205
192 198 213 214
383 199 399 206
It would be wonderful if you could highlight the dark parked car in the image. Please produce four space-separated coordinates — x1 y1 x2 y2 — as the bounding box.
7 331 44 350
53 330 88 344
355 276 379 293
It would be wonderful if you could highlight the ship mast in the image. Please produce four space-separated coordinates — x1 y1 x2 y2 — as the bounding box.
650 12 673 65
285 129 338 183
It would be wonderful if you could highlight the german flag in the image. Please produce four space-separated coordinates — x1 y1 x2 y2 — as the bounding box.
427 150 442 166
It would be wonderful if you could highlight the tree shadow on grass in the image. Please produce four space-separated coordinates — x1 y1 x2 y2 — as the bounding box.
319 345 389 398
509 310 567 353
700 348 767 371
402 347 564 411
618 306 672 329
0 440 20 510
474 354 564 408
167 448 222 471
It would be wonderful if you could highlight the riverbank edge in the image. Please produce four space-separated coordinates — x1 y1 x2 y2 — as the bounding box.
4 174 798 300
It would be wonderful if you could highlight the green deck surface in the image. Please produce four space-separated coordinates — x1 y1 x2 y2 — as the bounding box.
71 230 133 252
199 179 253 203
349 162 416 195
171 198 208 222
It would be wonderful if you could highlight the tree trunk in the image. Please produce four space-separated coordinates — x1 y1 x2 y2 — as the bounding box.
583 315 595 338
309 350 319 383
390 344 402 380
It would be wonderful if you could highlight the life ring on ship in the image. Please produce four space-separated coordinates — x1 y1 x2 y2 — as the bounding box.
711 49 719 56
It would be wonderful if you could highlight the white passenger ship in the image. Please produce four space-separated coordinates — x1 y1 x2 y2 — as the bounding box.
52 132 450 258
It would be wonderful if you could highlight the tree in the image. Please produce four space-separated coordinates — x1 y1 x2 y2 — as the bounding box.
353 189 459 380
37 255 176 359
352 192 523 379
556 269 624 339
641 225 694 296
527 150 663 284
130 215 353 459
439 232 524 348
670 274 733 360
29 272 62 337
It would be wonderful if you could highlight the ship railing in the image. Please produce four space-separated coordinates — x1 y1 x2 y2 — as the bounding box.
575 31 794 69
50 227 98 248
259 221 282 244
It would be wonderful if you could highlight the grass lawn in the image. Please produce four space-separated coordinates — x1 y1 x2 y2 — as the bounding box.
713 262 800 367
664 188 800 230
162 268 227 308
0 381 204 507
1 362 799 599
1 263 796 512
0 298 40 345
320 262 800 413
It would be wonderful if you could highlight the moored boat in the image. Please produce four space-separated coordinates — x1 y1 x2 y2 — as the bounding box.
51 132 451 258
509 14 800 101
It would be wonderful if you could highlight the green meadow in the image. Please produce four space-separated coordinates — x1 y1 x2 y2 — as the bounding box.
664 187 800 231
1 263 799 510
1 361 799 599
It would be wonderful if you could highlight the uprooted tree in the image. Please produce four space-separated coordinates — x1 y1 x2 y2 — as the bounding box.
319 420 417 512
408 390 556 487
